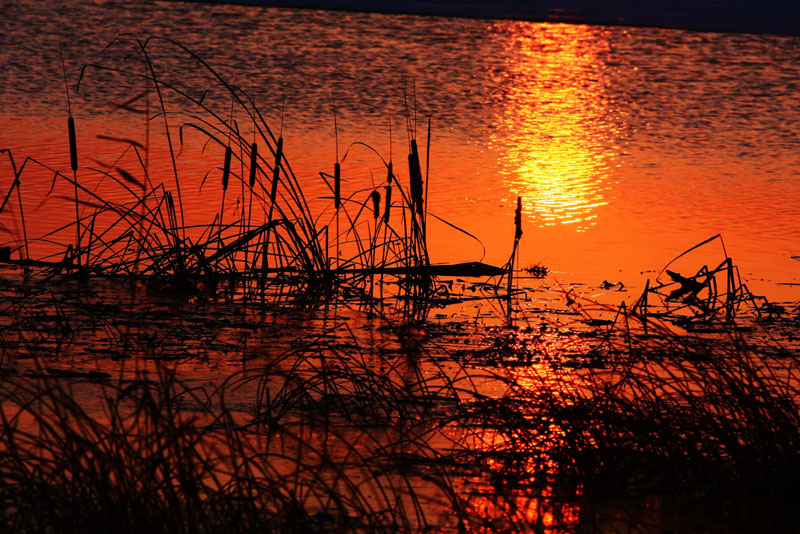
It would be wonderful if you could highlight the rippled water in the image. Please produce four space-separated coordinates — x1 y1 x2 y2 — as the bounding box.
2 5 799 531
1 0 799 299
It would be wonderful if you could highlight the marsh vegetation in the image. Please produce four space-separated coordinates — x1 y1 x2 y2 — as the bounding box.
1 37 800 533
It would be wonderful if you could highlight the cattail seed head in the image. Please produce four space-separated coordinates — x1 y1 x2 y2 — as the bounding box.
408 140 424 217
514 196 523 241
222 145 232 191
274 137 284 168
334 162 341 210
68 116 78 172
383 186 392 223
248 142 258 188
371 190 380 220
166 191 175 221
270 137 284 205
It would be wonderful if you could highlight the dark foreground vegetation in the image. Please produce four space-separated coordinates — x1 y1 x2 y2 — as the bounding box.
1 265 799 533
2 37 800 533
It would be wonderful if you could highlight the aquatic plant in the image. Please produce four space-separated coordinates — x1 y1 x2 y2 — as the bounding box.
2 33 799 534
0 309 492 534
1 253 799 533
2 36 515 305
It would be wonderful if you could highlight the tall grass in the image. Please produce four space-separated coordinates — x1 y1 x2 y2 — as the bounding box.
4 37 506 303
3 36 798 534
0 306 494 533
1 276 798 532
1 246 798 532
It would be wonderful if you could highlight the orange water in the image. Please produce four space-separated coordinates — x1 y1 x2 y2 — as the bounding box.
1 0 799 303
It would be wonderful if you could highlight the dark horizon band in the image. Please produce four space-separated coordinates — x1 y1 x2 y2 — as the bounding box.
179 0 800 37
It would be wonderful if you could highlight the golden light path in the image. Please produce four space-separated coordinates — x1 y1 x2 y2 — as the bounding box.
491 22 615 232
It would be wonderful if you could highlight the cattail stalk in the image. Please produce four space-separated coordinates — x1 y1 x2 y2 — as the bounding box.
334 161 340 270
408 138 428 267
367 189 381 295
245 141 258 272
332 95 340 271
68 121 80 267
508 196 523 299
217 145 232 255
262 137 283 279
68 120 81 268
62 45 81 268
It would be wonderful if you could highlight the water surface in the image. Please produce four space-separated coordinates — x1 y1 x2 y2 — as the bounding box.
1 0 799 300
2 4 799 530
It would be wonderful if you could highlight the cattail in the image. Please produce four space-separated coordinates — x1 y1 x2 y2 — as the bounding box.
334 162 341 210
371 190 380 220
222 145 232 191
68 117 78 172
383 186 392 224
408 140 423 217
386 161 393 184
507 196 523 299
248 142 258 188
272 137 283 182
166 191 176 231
68 115 80 265
62 46 78 173
270 137 283 205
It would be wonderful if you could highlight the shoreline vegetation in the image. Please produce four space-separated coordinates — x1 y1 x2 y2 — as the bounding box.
2 37 800 533
1 35 524 303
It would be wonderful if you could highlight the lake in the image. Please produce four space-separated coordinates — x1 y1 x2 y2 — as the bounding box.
2 2 800 532
2 0 799 302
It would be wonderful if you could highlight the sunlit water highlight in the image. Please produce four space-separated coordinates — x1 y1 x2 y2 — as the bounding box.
490 23 614 231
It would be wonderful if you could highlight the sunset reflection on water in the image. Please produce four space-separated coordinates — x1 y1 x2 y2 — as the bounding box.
1 1 800 296
490 23 613 231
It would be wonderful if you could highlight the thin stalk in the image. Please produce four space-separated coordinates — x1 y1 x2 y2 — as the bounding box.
62 46 81 267
261 136 283 281
507 196 523 300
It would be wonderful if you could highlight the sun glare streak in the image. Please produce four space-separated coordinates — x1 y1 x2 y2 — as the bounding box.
490 22 614 231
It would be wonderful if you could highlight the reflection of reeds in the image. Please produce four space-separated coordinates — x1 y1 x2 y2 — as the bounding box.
0 226 797 533
457 295 800 531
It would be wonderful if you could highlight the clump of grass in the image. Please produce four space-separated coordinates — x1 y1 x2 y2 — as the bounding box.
0 342 477 533
7 35 799 534
633 234 765 328
454 263 799 531
3 36 513 305
1 247 800 533
525 264 548 278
